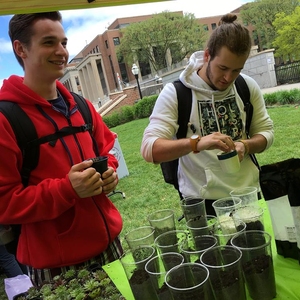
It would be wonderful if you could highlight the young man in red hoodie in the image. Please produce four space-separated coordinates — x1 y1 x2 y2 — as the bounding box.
0 12 123 286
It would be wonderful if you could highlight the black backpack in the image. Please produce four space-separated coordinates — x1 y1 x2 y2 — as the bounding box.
160 75 259 193
0 92 98 187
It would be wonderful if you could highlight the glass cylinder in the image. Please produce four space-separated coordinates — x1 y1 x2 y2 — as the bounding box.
200 245 246 300
119 246 157 300
145 252 184 300
154 230 188 255
230 186 259 207
180 235 218 263
180 196 206 223
232 205 265 231
148 209 176 239
231 230 276 300
124 225 155 250
165 263 211 300
186 215 218 238
212 196 242 223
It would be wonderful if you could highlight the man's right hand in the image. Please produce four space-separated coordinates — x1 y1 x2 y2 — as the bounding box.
68 160 103 198
199 132 236 152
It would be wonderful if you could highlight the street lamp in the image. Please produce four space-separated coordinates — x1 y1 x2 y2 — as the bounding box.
131 63 143 99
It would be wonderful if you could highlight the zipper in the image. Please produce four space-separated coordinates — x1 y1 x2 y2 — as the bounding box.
92 197 112 244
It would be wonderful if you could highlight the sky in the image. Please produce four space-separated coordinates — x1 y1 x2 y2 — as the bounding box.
0 0 251 87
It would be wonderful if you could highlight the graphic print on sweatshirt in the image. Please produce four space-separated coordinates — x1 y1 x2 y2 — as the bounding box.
197 94 243 140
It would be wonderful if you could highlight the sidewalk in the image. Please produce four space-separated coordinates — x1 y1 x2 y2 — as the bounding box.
262 82 300 94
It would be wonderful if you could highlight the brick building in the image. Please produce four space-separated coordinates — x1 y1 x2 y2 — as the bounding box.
60 5 255 114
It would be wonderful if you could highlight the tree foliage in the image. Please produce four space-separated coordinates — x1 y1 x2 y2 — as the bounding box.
241 0 299 50
116 11 207 72
272 6 300 61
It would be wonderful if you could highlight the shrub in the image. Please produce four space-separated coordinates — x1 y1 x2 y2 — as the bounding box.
103 95 157 128
264 89 300 106
278 90 294 105
119 105 135 124
133 95 157 119
283 88 300 104
103 111 121 128
264 93 280 106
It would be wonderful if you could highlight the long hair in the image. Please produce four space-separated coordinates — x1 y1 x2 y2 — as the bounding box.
207 13 251 59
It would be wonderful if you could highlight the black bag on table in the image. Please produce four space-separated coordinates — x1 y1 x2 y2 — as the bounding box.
259 158 300 261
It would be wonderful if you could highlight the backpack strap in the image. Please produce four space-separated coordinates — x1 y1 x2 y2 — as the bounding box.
172 80 193 139
0 101 39 187
71 92 93 133
234 74 252 137
234 75 260 170
160 80 192 196
71 92 99 156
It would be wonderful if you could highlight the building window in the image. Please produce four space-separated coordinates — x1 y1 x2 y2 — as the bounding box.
203 24 209 31
211 23 217 30
96 45 100 53
113 37 120 46
105 40 109 49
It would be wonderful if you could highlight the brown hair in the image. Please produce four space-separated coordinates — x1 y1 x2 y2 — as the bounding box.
206 13 251 59
9 12 62 69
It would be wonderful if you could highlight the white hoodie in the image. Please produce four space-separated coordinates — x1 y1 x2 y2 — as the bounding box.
141 51 274 199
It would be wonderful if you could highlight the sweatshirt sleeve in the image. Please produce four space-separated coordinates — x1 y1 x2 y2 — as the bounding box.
243 75 274 150
141 83 180 162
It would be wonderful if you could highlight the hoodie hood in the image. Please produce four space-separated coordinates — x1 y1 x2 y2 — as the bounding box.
179 51 233 99
0 75 76 109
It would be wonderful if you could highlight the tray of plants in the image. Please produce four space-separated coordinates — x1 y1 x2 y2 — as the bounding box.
9 266 126 300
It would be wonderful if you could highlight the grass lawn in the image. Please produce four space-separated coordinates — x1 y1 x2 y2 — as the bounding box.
1 105 300 298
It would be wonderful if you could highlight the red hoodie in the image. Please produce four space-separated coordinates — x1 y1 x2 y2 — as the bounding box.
0 75 123 269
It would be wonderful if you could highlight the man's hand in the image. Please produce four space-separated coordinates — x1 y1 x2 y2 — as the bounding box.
68 160 103 198
235 141 246 161
101 168 118 194
199 132 236 152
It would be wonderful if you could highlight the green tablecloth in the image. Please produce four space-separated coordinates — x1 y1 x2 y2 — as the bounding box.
103 200 300 299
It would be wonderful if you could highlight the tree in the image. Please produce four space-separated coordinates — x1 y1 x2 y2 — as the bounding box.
116 11 207 73
272 6 300 61
241 0 299 50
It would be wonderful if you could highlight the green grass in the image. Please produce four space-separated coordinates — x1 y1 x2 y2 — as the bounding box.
254 106 300 164
1 105 300 298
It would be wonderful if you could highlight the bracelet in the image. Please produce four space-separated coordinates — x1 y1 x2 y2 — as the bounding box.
238 139 249 155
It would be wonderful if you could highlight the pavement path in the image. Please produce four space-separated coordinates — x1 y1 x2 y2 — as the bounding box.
261 82 300 94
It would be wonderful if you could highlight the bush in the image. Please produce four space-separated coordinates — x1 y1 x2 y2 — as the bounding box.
103 111 121 128
264 89 300 106
264 93 280 106
278 90 294 105
290 88 300 101
134 95 157 119
119 105 135 124
103 95 157 128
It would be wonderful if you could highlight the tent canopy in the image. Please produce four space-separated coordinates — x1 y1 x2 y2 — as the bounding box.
0 0 167 15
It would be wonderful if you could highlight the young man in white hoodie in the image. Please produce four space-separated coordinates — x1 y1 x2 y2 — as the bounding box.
141 13 274 215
